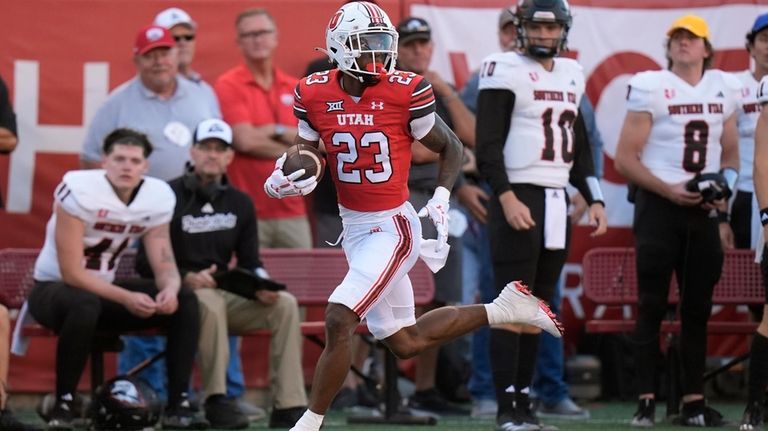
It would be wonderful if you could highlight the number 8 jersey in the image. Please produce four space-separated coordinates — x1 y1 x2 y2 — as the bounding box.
34 170 175 283
293 69 436 212
627 69 741 183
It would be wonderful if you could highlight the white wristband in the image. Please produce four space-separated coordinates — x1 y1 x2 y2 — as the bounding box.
434 186 451 202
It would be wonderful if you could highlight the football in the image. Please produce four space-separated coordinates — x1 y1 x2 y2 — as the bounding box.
282 144 326 182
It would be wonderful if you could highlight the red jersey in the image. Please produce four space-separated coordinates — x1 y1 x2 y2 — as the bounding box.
294 69 435 212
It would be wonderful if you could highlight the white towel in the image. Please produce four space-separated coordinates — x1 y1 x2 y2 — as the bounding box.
544 188 567 250
419 238 450 273
11 301 35 356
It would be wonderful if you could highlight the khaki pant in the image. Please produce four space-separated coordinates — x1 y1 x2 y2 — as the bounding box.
258 216 312 249
195 288 307 408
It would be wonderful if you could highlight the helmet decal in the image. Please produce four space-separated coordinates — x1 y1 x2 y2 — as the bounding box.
360 1 385 25
328 10 344 31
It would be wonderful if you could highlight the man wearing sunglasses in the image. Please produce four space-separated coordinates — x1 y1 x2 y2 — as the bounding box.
154 7 201 84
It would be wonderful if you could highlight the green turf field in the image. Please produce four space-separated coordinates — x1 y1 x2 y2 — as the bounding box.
12 401 749 430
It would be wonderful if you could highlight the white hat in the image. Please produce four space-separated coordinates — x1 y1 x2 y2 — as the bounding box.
154 7 197 30
194 119 232 146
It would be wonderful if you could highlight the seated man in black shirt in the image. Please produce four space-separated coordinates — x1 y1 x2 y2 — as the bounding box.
137 119 307 429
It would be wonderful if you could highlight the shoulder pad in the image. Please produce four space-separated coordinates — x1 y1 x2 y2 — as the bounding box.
134 177 176 214
716 70 744 91
483 51 526 69
555 57 583 73
628 70 664 92
757 76 768 103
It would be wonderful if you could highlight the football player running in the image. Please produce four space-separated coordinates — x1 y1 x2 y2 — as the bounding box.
262 2 563 430
615 15 739 428
475 0 607 430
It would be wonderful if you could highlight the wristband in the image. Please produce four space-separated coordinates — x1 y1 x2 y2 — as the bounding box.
716 211 729 223
585 176 605 206
761 208 768 226
719 167 738 195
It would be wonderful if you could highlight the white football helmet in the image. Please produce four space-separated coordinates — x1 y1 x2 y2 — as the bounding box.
323 1 398 83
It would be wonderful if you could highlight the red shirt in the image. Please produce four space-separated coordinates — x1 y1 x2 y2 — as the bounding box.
215 64 304 219
294 69 435 212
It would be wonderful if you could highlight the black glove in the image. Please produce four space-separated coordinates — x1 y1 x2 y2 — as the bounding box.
685 172 732 203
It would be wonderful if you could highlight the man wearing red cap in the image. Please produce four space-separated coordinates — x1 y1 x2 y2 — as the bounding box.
80 25 221 182
615 14 740 427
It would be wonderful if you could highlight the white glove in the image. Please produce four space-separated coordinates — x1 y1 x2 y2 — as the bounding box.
263 153 318 199
417 186 451 252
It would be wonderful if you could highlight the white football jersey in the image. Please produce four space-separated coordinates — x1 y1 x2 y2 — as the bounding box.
627 69 741 184
734 70 760 192
478 52 585 188
34 170 175 283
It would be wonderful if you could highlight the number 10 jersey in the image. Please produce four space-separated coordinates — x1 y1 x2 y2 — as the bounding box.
478 52 585 188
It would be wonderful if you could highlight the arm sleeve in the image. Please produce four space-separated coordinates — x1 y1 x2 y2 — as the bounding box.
0 76 17 136
569 110 603 205
476 88 515 197
235 194 264 270
578 97 604 178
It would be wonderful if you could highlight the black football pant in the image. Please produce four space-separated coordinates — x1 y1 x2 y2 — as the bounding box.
487 184 570 410
28 279 199 407
631 189 723 396
730 190 754 250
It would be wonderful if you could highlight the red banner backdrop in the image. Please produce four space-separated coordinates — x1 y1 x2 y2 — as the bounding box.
2 0 767 392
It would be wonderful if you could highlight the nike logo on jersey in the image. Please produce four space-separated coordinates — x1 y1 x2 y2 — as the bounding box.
337 113 374 126
326 100 344 112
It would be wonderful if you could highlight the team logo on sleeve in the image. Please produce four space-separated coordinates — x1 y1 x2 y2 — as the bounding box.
326 100 345 112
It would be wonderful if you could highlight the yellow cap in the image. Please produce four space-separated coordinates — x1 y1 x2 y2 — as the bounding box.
667 15 710 39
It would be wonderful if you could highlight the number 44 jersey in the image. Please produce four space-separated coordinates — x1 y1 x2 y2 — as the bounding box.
34 170 175 283
293 69 436 212
627 69 741 184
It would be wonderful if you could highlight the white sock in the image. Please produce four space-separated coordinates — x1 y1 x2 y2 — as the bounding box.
484 302 506 325
289 410 324 431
